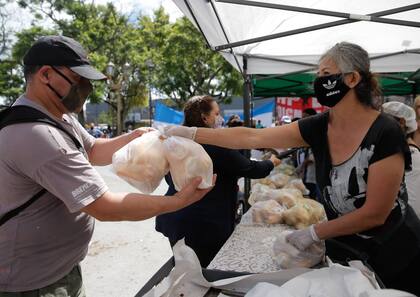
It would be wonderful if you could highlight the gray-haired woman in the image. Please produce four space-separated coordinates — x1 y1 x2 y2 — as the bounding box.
164 42 420 294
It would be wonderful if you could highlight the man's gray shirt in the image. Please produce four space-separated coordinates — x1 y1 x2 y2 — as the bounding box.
0 96 108 291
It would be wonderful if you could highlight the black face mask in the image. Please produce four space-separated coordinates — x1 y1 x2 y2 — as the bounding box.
47 67 93 113
313 73 350 107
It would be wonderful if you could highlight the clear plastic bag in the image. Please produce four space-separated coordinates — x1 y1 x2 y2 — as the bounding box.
249 186 303 207
112 132 213 193
251 200 287 224
282 198 326 229
273 231 325 269
112 131 169 194
162 135 213 191
284 178 310 195
268 173 290 188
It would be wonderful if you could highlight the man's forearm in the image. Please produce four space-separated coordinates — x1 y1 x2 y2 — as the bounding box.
85 192 182 222
89 132 136 166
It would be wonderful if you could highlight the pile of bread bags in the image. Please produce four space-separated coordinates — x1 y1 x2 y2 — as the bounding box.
242 160 326 269
111 131 213 194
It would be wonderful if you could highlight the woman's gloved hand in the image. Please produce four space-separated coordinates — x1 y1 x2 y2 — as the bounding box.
286 225 320 251
162 125 197 140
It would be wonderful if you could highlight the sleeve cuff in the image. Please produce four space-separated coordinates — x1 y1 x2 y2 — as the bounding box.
68 184 109 213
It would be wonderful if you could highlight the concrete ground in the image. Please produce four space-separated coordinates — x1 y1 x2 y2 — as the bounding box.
81 166 172 297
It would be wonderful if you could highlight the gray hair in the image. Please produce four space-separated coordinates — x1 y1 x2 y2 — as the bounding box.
319 42 381 108
320 42 370 74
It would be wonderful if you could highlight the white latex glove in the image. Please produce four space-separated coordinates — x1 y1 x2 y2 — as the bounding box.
286 225 320 251
162 125 197 140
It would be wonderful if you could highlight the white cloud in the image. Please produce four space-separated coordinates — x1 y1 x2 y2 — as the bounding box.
5 0 183 37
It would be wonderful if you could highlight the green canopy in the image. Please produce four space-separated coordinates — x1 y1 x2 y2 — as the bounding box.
253 72 420 98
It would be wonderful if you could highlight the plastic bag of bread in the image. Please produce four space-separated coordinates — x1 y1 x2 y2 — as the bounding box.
284 179 310 195
257 178 277 189
274 163 296 176
274 188 303 208
251 183 274 194
252 200 287 224
249 186 303 206
267 173 290 188
162 135 213 191
112 131 169 193
273 231 325 269
282 198 327 229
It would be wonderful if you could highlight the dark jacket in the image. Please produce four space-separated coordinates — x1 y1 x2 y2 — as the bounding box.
155 144 273 266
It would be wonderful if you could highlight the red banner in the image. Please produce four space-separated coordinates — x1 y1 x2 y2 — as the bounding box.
276 97 328 120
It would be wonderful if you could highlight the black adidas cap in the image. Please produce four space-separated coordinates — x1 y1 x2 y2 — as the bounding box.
23 35 106 80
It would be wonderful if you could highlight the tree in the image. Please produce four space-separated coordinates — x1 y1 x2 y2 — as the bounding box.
0 0 10 57
138 9 242 109
15 0 149 132
3 1 242 128
0 0 25 105
0 26 58 105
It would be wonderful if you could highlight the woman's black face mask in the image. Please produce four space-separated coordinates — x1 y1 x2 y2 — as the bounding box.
47 67 93 113
313 73 350 108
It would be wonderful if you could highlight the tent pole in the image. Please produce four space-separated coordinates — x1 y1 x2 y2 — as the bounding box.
183 0 212 49
209 0 244 76
214 3 420 51
243 55 252 211
216 0 420 29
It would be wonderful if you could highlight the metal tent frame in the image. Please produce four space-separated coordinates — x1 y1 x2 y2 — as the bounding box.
182 0 420 123
179 0 420 203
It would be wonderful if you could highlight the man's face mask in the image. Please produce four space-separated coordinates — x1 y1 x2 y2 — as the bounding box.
47 67 93 113
313 73 350 107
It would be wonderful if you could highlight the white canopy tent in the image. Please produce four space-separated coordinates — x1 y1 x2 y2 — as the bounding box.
171 0 420 201
172 0 420 76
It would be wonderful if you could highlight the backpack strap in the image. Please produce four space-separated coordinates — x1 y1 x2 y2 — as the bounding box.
0 105 84 226
0 188 47 226
0 105 83 151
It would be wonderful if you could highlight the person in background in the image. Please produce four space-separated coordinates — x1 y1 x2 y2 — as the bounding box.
382 101 420 218
106 124 113 138
227 114 240 127
87 122 103 138
296 108 320 200
227 115 244 128
413 95 420 147
156 95 281 267
256 119 264 129
280 115 292 125
163 42 420 295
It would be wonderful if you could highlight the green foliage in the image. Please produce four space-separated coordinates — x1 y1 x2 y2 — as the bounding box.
139 10 242 108
0 60 23 105
12 26 58 63
97 110 113 125
1 0 242 117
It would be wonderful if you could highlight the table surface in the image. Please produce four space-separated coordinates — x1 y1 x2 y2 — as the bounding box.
208 222 292 273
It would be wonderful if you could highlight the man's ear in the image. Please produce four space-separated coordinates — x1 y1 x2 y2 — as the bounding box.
38 66 51 84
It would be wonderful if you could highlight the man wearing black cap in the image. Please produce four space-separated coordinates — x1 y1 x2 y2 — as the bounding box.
0 36 213 296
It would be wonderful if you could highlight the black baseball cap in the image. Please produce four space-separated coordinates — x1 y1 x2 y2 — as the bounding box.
23 35 106 80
